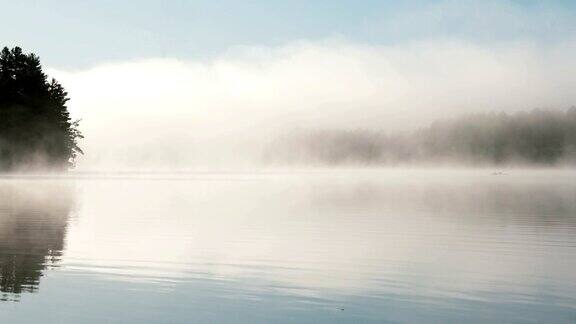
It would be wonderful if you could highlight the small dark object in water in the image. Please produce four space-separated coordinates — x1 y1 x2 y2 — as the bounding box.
491 171 507 176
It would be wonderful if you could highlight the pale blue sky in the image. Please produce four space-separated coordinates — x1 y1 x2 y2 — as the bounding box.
2 0 576 68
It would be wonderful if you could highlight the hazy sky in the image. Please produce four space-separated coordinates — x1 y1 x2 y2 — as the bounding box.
2 0 576 68
4 0 576 169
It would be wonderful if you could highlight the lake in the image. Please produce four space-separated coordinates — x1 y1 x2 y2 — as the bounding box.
0 170 575 323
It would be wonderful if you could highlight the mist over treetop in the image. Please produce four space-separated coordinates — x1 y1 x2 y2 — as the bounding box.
268 108 576 166
47 39 576 170
0 46 82 171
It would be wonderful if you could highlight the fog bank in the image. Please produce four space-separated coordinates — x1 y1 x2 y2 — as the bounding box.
50 39 576 170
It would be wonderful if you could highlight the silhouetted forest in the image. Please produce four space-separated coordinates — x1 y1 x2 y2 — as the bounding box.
269 108 576 166
0 47 82 171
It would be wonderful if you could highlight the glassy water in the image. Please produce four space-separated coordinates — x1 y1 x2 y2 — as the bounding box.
0 170 575 323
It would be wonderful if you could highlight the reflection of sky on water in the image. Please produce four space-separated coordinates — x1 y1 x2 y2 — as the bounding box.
0 170 575 323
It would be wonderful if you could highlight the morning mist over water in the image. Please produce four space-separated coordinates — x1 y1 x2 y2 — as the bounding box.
1 171 576 323
49 39 576 171
2 1 576 323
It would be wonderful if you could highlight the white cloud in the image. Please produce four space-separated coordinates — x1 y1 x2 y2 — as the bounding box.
48 38 576 170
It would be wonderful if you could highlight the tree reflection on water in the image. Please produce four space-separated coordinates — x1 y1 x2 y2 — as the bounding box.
0 181 74 301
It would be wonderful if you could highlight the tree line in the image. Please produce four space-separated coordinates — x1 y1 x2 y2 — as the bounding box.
268 108 576 166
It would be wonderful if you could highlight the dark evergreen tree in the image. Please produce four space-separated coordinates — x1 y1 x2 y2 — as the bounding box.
0 46 82 171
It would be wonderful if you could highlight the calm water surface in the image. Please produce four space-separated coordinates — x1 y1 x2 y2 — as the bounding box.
0 170 575 323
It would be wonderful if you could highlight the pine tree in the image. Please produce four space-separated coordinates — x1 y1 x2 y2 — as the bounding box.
0 46 82 171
